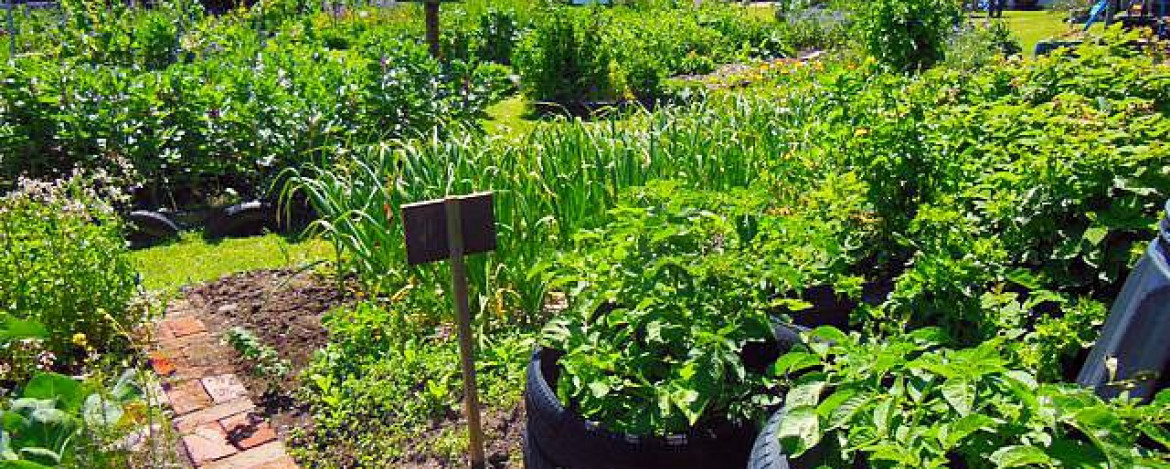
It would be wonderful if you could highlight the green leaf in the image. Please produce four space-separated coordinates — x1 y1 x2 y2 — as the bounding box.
989 445 1052 468
82 394 125 428
15 448 59 467
786 381 826 409
778 405 821 457
773 351 821 376
946 413 996 447
0 317 48 344
828 392 871 430
0 430 15 461
21 374 83 412
940 380 974 417
1082 226 1108 246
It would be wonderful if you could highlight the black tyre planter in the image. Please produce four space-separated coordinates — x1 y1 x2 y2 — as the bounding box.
777 281 894 331
126 210 181 248
204 201 274 239
526 349 757 469
747 408 826 469
525 323 804 469
523 429 559 469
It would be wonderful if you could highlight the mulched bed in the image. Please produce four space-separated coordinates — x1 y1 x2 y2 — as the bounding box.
180 269 525 468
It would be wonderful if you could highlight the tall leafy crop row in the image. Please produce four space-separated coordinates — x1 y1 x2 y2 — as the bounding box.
289 32 1170 452
0 3 510 206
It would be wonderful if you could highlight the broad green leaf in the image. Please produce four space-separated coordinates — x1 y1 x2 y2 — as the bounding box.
778 405 821 457
989 445 1052 468
773 352 821 376
21 374 83 412
828 392 871 430
864 443 918 465
82 394 125 428
0 317 48 344
786 381 826 409
940 380 974 417
945 413 996 447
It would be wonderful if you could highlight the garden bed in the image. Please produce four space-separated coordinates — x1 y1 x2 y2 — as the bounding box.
176 269 526 468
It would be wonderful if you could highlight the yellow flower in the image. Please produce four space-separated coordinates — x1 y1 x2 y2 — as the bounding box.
72 333 88 347
854 128 870 137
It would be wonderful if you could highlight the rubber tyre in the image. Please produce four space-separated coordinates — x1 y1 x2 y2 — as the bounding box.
747 409 825 469
523 430 561 469
126 210 180 247
525 350 757 469
205 201 272 239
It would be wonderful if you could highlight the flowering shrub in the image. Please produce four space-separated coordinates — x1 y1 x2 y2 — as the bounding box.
0 173 139 380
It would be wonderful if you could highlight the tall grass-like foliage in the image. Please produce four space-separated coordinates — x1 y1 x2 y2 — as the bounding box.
285 93 831 326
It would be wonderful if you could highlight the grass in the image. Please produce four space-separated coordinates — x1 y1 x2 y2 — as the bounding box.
997 9 1077 55
482 95 537 137
131 233 332 291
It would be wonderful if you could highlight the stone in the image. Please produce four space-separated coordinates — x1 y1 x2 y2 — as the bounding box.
200 442 290 469
168 380 212 416
174 399 255 433
220 412 277 450
201 374 250 404
217 304 240 315
165 317 208 338
182 422 237 465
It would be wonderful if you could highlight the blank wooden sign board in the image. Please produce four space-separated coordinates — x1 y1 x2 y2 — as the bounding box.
402 192 495 469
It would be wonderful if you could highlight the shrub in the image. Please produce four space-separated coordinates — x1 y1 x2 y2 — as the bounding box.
514 10 617 109
0 174 139 367
854 0 961 71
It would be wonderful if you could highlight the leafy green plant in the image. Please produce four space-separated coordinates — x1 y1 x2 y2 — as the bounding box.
541 182 867 435
0 174 138 370
774 327 1170 468
1 371 145 469
854 0 961 71
224 327 290 392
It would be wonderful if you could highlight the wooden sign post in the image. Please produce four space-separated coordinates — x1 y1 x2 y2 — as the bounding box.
402 192 495 469
6 0 15 57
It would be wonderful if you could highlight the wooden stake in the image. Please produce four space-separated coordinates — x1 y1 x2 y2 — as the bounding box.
425 0 440 58
445 196 486 469
6 0 15 58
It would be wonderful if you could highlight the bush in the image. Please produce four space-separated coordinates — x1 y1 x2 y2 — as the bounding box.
515 10 617 109
0 174 139 369
855 0 961 71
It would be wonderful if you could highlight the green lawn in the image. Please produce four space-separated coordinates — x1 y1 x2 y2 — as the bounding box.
997 10 1078 55
131 233 333 291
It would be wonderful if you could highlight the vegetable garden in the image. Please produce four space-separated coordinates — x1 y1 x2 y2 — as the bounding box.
3 0 1170 467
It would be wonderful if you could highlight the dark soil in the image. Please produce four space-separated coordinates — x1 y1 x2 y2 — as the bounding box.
184 269 342 438
181 269 526 469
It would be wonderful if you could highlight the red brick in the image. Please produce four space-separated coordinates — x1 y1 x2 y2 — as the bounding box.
165 317 208 338
200 442 291 469
220 412 277 450
248 456 300 469
168 380 212 415
201 374 250 404
174 399 255 433
182 422 238 465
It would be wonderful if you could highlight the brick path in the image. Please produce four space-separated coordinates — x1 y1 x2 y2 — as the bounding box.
150 299 299 469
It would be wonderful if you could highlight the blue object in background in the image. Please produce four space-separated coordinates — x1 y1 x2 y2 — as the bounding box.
1078 200 1170 401
1084 0 1110 30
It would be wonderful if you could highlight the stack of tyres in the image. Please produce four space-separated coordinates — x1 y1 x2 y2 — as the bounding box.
1078 200 1170 401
